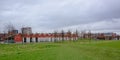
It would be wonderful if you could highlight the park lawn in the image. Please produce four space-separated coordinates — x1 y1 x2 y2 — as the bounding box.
0 40 120 60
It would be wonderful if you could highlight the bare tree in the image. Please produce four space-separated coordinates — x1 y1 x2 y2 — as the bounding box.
54 31 57 42
80 30 86 39
3 23 16 43
88 30 92 43
67 30 71 40
75 29 78 37
61 30 64 41
4 23 16 33
75 29 79 40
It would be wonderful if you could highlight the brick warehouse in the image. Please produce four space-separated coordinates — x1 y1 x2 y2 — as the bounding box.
14 33 78 43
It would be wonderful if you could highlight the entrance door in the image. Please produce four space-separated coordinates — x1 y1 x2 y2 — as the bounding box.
30 37 32 42
24 37 26 43
36 37 38 42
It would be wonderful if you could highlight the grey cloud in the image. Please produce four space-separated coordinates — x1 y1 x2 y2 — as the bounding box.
0 0 120 33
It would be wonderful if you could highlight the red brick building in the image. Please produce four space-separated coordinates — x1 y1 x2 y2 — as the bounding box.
13 33 78 43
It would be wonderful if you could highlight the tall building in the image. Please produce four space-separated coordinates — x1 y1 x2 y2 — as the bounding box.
21 27 32 34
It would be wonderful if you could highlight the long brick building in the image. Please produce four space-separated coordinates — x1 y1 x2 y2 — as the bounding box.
14 33 78 43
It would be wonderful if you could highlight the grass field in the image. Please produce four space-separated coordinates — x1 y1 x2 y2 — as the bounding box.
0 40 120 60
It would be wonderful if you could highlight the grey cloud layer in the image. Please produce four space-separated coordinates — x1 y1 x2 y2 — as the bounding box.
0 0 120 33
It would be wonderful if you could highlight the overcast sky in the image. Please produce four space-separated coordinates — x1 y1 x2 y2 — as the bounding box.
0 0 120 33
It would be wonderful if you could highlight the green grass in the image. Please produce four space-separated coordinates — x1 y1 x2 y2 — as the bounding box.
0 40 120 60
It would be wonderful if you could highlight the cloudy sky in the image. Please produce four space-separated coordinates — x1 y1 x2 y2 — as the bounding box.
0 0 120 33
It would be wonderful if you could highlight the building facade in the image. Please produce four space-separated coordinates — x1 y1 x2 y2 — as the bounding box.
21 27 32 34
14 33 78 43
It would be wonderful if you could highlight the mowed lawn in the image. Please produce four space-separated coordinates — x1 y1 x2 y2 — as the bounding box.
0 40 120 60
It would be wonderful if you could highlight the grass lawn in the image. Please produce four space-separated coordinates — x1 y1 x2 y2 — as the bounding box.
0 40 120 60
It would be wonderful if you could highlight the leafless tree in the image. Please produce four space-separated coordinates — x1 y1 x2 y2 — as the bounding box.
4 23 16 33
75 29 79 40
54 31 57 42
61 30 64 41
75 29 78 37
67 30 71 40
88 30 92 42
3 23 16 43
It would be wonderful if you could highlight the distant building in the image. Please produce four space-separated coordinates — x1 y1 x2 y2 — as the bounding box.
95 33 117 40
21 27 32 34
8 30 18 35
